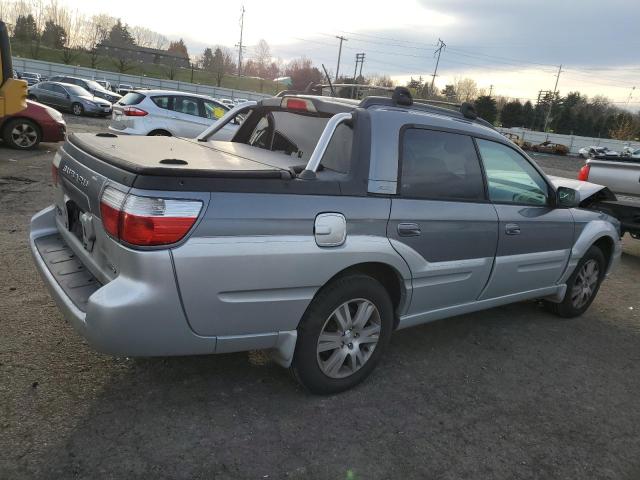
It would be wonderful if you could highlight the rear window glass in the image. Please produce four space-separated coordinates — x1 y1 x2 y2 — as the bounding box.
119 92 146 106
246 110 329 162
320 123 353 174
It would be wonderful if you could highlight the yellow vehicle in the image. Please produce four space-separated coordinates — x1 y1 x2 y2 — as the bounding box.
0 21 27 117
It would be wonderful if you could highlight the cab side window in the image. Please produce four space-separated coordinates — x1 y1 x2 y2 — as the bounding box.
476 139 549 206
400 128 485 201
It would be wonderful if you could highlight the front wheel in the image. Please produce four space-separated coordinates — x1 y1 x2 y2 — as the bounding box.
71 103 84 116
291 274 394 394
3 118 41 149
544 245 606 318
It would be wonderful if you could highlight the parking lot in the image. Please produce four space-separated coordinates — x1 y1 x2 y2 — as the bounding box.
1 116 639 479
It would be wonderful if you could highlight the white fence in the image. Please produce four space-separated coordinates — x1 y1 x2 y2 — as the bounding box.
12 57 273 102
497 127 640 155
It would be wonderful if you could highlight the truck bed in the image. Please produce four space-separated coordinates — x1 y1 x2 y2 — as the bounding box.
67 133 299 178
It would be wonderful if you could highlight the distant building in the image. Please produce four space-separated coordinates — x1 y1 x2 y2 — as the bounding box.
96 41 190 68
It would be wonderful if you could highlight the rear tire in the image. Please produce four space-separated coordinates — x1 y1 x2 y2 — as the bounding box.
148 129 171 136
2 118 41 150
291 274 394 395
72 103 84 116
544 245 606 318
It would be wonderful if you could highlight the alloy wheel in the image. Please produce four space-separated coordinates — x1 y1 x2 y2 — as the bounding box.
571 259 600 309
11 123 38 148
316 298 381 379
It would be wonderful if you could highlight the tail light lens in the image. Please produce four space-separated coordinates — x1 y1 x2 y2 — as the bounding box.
122 106 148 116
100 186 201 246
577 164 590 181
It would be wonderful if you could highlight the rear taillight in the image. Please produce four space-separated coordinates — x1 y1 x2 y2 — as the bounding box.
578 164 590 181
100 187 127 238
122 106 148 116
99 186 201 246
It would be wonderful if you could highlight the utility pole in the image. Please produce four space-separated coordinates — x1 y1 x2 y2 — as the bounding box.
351 53 365 98
358 53 365 79
335 35 348 81
543 64 562 132
236 6 245 77
429 38 445 97
489 84 493 97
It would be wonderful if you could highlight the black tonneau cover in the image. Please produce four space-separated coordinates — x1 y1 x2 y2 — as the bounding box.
68 133 298 178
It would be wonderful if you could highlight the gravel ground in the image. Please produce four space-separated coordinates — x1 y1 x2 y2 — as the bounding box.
1 118 639 479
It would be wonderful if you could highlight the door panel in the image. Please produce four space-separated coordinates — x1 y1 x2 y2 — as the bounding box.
479 205 573 299
388 199 499 313
475 138 575 299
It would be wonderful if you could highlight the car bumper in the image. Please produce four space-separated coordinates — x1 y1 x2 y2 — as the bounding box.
29 206 217 356
40 120 66 143
29 206 297 364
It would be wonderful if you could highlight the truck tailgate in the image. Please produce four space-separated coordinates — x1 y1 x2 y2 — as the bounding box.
587 159 640 197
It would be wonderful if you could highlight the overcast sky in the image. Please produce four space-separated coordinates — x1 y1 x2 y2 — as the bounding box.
64 0 639 109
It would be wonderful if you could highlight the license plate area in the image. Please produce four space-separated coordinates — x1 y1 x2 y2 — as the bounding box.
66 200 84 243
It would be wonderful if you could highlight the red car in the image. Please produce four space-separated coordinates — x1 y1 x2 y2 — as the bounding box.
1 100 66 150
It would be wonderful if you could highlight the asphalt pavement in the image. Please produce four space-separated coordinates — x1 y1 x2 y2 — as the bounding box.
1 117 639 479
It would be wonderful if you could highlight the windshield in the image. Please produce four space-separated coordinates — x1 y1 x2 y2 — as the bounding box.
86 80 105 91
64 84 91 96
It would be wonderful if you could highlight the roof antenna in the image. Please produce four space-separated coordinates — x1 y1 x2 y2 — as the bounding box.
321 64 336 97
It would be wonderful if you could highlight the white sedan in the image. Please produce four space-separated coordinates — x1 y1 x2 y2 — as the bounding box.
109 90 240 140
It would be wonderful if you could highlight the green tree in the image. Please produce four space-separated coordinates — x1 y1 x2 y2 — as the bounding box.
522 101 535 128
201 47 214 71
108 19 135 47
474 95 498 124
168 38 188 58
499 100 523 127
41 20 67 49
13 14 38 42
212 47 234 86
441 84 457 102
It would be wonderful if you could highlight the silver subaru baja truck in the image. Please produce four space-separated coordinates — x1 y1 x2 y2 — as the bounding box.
30 87 621 393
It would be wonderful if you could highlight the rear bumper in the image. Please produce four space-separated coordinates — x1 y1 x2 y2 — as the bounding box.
29 206 297 364
29 206 217 356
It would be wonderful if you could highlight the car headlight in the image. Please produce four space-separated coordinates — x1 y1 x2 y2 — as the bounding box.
82 99 96 107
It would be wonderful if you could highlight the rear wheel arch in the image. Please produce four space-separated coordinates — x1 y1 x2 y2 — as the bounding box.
318 262 408 327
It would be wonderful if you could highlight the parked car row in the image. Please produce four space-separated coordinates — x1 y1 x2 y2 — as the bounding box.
28 82 114 117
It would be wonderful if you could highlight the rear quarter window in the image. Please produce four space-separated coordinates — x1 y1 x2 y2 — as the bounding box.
151 96 171 109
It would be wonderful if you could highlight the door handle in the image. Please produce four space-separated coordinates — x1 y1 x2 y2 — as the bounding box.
397 222 421 237
505 223 521 235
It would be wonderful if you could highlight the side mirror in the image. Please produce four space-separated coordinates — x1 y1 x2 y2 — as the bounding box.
557 186 580 208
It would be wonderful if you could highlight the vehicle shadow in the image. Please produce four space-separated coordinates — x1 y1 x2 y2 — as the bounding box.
21 293 640 480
